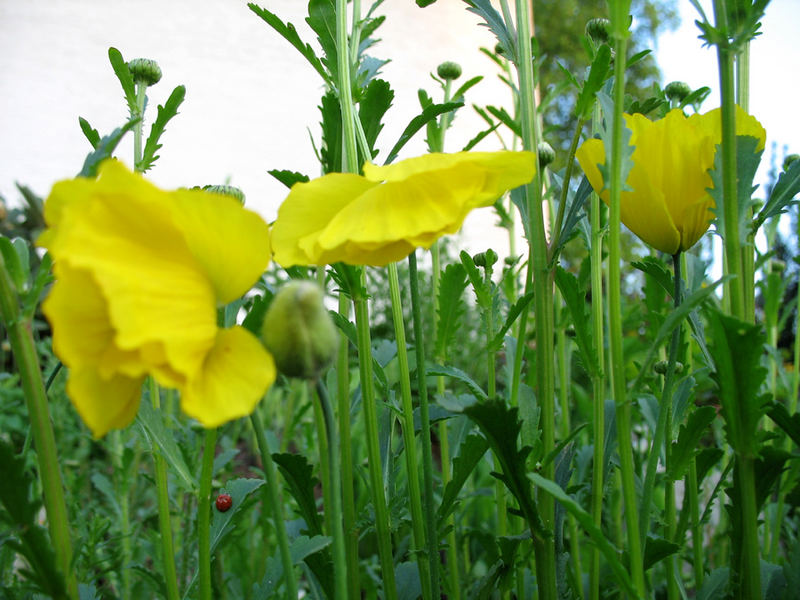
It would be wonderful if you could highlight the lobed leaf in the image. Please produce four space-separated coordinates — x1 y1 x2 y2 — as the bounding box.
137 85 186 172
434 262 468 361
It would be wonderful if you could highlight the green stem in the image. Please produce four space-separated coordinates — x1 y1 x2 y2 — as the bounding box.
387 262 432 600
353 271 398 600
606 13 646 596
0 255 78 599
735 455 762 599
133 83 147 170
336 0 358 174
111 430 132 600
148 379 181 600
197 428 217 600
315 381 349 600
250 408 298 600
336 294 360 600
548 119 585 260
408 251 441 597
687 459 704 590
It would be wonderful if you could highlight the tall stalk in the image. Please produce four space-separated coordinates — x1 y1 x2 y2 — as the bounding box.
197 428 217 600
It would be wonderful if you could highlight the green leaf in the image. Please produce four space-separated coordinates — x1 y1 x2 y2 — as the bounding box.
552 175 592 260
209 478 265 552
306 0 338 83
358 78 394 159
257 535 332 595
707 309 767 457
384 101 464 164
138 85 186 172
434 262 468 361
22 252 53 320
575 44 612 120
462 121 500 152
268 169 309 189
271 452 324 535
487 292 534 353
464 400 545 536
697 568 730 600
136 400 197 491
427 364 488 402
554 267 599 377
78 117 101 149
0 236 25 294
395 561 423 600
485 105 521 138
459 250 492 309
755 156 800 232
529 474 637 597
464 0 516 59
247 3 330 84
319 90 343 174
108 47 137 116
643 534 681 571
766 401 800 448
79 118 140 178
438 433 490 521
667 405 716 482
452 75 483 102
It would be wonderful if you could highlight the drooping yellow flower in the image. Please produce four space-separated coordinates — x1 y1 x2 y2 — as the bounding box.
576 106 766 254
270 151 537 267
38 160 276 437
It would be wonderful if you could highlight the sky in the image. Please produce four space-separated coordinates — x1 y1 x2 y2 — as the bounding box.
0 0 797 254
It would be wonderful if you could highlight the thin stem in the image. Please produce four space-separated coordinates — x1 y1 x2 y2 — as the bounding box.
606 11 646 595
197 427 217 600
408 251 441 597
548 119 586 259
250 407 299 600
336 0 358 174
148 379 181 600
387 262 432 600
316 381 349 600
111 430 132 600
133 83 147 170
0 255 78 599
353 272 398 600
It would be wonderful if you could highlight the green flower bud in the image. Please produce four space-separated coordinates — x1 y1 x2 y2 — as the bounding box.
654 360 684 375
494 43 507 57
771 258 786 273
783 154 799 171
665 81 691 104
585 18 611 45
261 281 338 380
473 249 498 269
128 58 162 86
437 61 462 81
537 141 555 168
203 185 246 204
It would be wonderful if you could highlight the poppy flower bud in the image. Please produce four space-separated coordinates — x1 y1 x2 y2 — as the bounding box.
654 360 683 375
585 18 611 45
437 61 462 81
538 141 555 168
204 185 246 204
261 281 338 380
473 249 498 270
665 81 691 104
127 58 162 86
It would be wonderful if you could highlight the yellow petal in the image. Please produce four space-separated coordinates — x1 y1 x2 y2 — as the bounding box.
67 367 144 438
180 327 276 428
271 174 378 267
168 189 272 304
697 105 767 151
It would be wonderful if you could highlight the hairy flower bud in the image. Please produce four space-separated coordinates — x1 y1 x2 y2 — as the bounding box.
261 281 338 380
437 61 462 81
654 360 683 375
538 141 555 168
585 18 610 45
128 58 162 86
473 249 498 269
204 185 246 204
665 81 691 104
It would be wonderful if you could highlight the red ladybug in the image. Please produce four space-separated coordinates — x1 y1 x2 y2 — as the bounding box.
215 493 233 512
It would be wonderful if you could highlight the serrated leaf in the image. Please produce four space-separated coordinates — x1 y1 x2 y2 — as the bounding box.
576 44 612 120
529 474 637 596
319 90 343 174
464 0 516 59
79 118 140 178
435 262 468 360
464 400 545 536
462 121 500 152
258 535 332 593
136 400 197 492
487 292 534 353
359 78 394 159
248 3 330 84
707 309 767 457
708 136 763 243
554 267 599 376
427 364 488 402
755 157 800 232
385 101 463 164
306 0 338 83
460 250 492 309
22 252 53 320
0 236 26 294
272 452 323 536
78 117 101 149
209 477 265 553
668 405 716 482
137 85 186 172
485 105 521 138
108 47 137 116
553 175 592 259
643 534 681 571
268 169 310 189
766 401 800 448
438 433 490 521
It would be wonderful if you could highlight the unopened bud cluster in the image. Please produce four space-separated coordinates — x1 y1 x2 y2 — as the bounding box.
128 58 162 86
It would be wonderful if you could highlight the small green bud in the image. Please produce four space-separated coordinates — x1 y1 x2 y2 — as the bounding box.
494 43 507 57
473 249 498 269
654 360 684 375
537 141 555 168
204 185 246 204
261 281 338 380
665 81 691 104
771 258 786 273
585 18 610 45
783 154 799 171
128 58 162 86
437 61 462 81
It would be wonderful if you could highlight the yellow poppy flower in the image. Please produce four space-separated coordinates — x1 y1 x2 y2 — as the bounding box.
576 106 766 254
270 151 537 267
38 160 276 437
